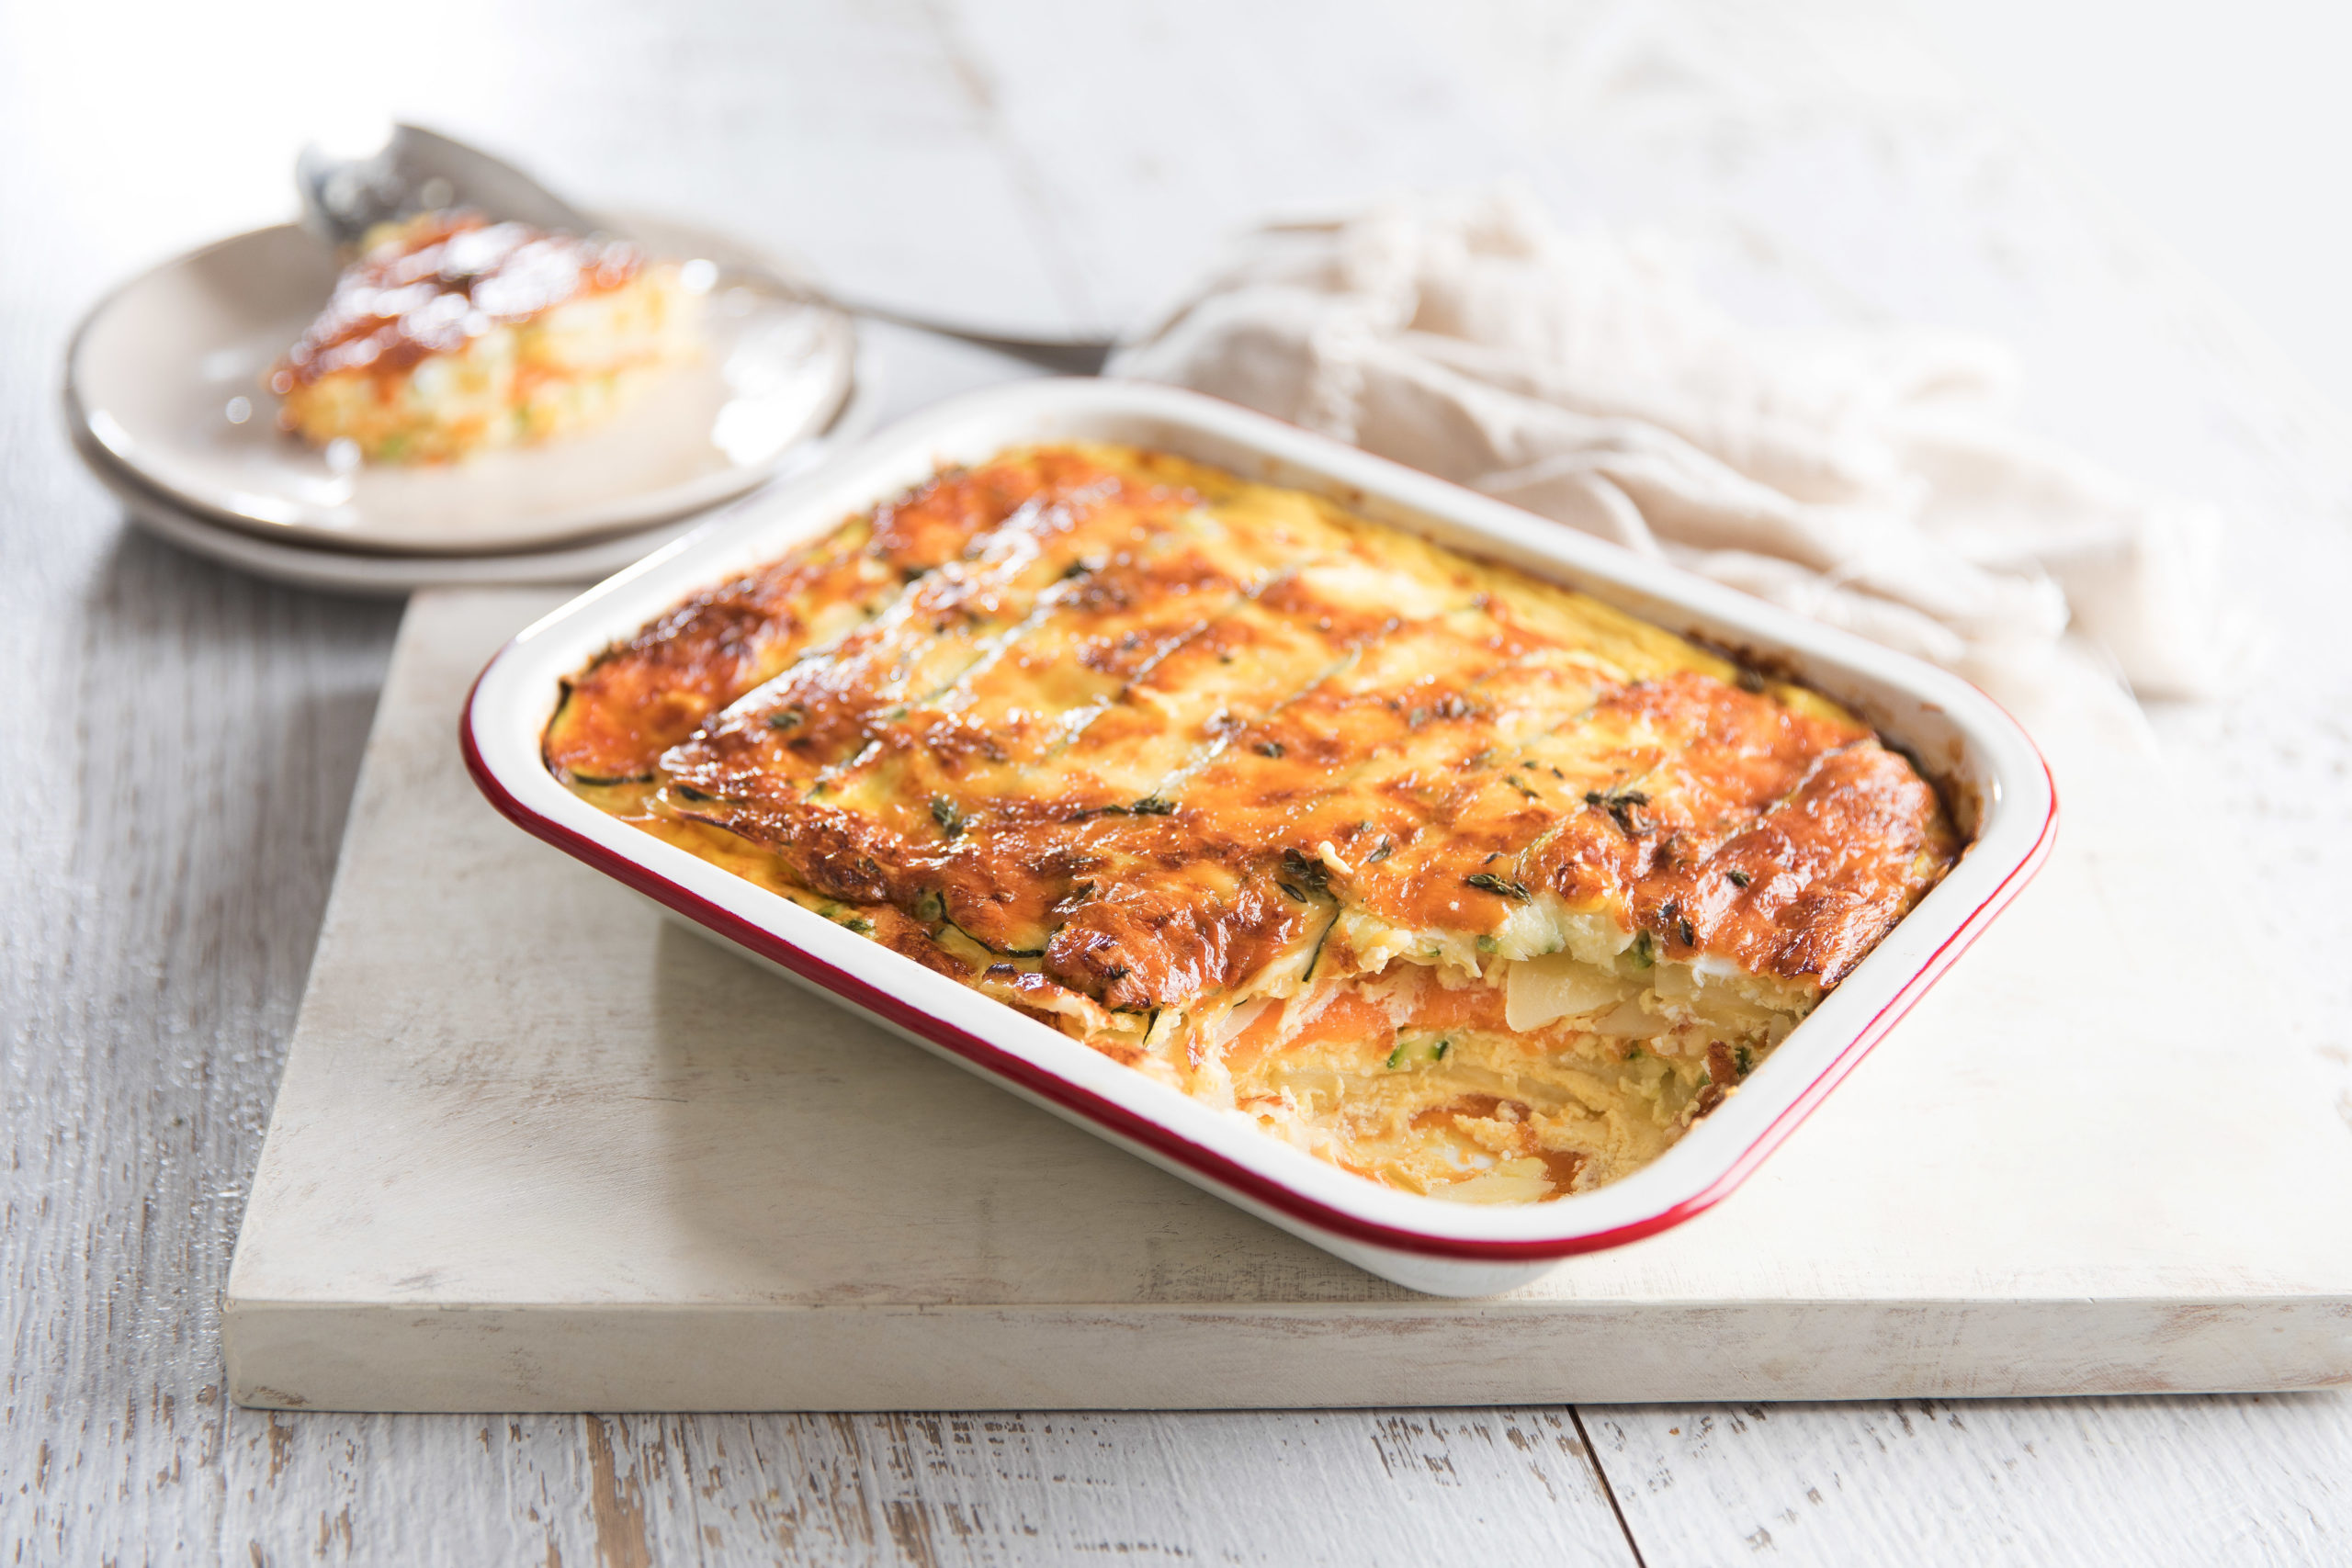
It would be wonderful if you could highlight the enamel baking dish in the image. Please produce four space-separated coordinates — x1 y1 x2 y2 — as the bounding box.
464 379 2055 1296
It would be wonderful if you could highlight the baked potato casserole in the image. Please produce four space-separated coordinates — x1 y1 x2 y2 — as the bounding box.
271 211 701 463
544 446 1959 1203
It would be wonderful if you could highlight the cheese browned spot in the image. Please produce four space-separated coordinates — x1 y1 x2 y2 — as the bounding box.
548 445 1960 1202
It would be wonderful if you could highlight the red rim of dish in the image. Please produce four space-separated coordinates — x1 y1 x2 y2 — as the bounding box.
461 668 2057 1264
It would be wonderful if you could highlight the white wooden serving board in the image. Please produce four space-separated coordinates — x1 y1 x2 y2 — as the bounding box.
224 589 2352 1411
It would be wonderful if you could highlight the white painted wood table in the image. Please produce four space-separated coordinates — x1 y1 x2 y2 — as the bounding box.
6 0 2349 1561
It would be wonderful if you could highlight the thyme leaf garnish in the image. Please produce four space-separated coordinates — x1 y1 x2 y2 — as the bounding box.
1080 795 1180 820
1583 788 1652 835
1280 848 1332 896
929 796 965 839
1465 872 1532 901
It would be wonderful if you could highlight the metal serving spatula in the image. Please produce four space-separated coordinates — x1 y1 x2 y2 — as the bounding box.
296 122 1115 376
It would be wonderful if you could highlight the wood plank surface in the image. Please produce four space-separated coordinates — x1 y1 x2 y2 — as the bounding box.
6 0 2349 1561
1590 1395 2352 1564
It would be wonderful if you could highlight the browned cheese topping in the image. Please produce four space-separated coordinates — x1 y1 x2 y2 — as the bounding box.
274 211 645 390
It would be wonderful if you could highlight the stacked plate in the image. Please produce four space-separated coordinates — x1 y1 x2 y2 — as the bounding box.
66 213 877 595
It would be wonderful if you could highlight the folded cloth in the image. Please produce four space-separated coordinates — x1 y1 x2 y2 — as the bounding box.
1110 187 2259 701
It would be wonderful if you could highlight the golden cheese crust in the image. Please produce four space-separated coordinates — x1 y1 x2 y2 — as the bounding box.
270 211 698 462
546 446 1960 1200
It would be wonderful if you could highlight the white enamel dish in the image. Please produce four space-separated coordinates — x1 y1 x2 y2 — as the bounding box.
463 379 2056 1296
66 212 855 557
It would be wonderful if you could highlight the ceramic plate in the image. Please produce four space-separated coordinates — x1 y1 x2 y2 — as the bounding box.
66 212 855 557
73 349 882 597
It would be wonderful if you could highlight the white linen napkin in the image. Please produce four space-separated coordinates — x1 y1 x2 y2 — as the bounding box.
1110 187 2260 702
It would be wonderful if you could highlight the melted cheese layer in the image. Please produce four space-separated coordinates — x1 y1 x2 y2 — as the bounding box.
547 446 1959 1201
